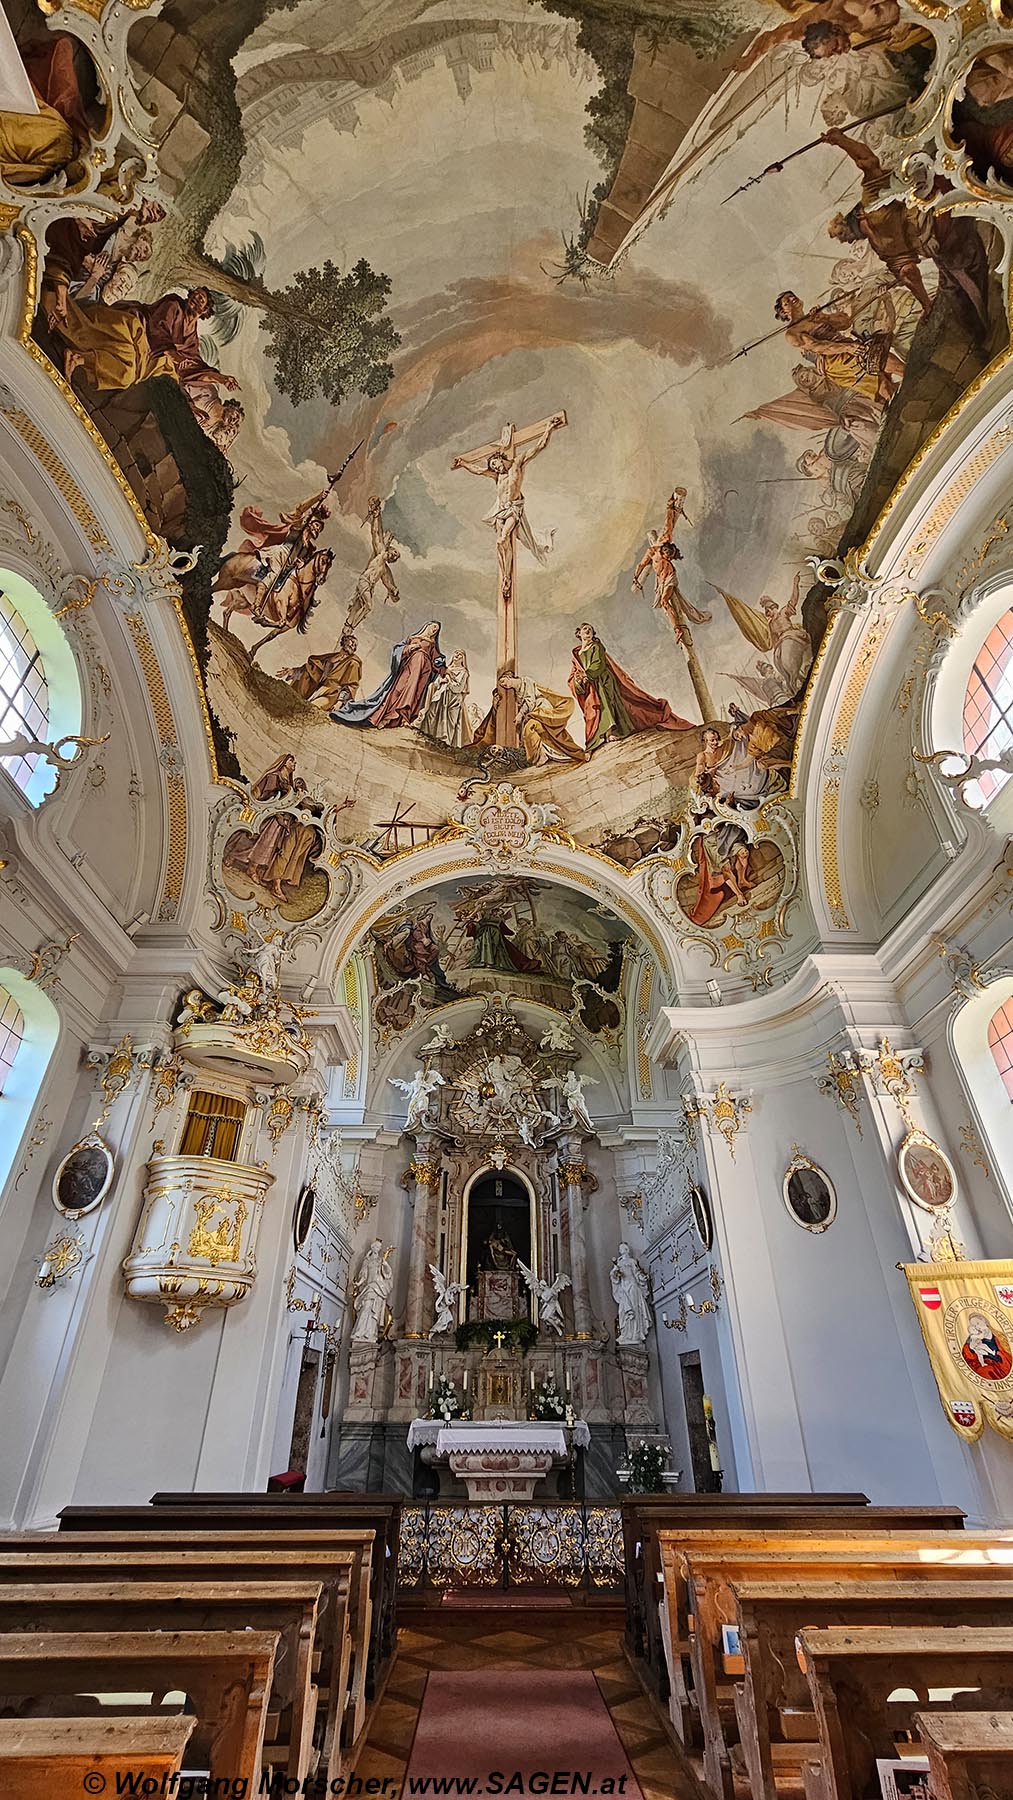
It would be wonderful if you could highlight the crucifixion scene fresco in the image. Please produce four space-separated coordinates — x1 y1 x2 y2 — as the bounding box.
14 0 1007 921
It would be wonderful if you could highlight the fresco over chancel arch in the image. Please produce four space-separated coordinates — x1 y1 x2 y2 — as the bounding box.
6 0 1012 966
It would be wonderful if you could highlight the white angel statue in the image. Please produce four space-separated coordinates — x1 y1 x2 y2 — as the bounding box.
421 1020 456 1056
540 1018 575 1053
544 1068 597 1134
428 1263 468 1337
518 1259 572 1336
389 1066 444 1129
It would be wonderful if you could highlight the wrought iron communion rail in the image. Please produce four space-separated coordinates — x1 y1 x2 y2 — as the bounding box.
398 1502 624 1593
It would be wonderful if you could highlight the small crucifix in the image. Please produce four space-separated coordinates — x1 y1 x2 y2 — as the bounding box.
452 411 567 749
492 1329 507 1352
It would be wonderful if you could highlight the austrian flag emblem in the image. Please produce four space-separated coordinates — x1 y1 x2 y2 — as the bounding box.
918 1286 942 1311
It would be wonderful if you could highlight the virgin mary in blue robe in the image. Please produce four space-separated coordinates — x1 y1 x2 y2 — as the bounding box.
331 622 445 728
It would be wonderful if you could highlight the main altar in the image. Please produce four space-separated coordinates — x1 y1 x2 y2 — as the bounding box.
334 995 659 1500
406 1418 592 1502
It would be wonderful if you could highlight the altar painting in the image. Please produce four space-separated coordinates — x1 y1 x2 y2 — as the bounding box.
13 0 1008 922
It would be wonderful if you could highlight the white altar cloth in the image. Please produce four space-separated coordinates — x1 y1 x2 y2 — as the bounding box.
406 1411 590 1454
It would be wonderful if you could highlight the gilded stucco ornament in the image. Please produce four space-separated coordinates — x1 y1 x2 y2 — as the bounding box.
451 780 565 869
643 791 800 989
817 1048 866 1136
683 1083 753 1160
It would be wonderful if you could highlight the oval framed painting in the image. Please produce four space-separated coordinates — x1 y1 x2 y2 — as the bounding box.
782 1149 837 1234
293 1183 317 1251
897 1129 957 1212
52 1133 115 1219
689 1184 714 1252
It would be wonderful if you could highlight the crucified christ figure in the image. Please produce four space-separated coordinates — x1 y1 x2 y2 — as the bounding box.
343 496 401 634
452 411 567 748
632 487 715 721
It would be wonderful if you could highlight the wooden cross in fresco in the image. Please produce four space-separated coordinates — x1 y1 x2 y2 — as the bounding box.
452 411 567 749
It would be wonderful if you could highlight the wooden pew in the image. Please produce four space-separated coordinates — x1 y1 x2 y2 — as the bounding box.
0 1629 277 1787
0 1716 197 1800
660 1532 1012 1772
60 1496 400 1702
621 1495 870 1690
798 1626 1013 1800
0 1544 357 1772
917 1710 1013 1800
0 1580 321 1784
623 1499 963 1707
734 1582 1013 1800
8 1527 371 1750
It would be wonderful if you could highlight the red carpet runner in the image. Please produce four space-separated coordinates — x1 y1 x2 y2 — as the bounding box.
403 1669 646 1798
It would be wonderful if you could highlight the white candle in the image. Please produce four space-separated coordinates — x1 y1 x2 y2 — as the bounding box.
428 1367 434 1390
565 1369 571 1394
463 1369 468 1392
530 1366 535 1392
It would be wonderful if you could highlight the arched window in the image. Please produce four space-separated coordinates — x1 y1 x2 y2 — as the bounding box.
0 970 59 1204
0 984 25 1095
0 589 50 795
988 996 1013 1102
963 606 1013 803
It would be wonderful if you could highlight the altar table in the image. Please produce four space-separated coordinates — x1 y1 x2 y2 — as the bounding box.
407 1418 590 1501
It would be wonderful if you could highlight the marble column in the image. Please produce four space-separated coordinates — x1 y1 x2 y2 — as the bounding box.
403 1133 442 1339
557 1133 592 1338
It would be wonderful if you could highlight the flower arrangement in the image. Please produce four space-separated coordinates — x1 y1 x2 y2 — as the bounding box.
428 1375 467 1422
627 1438 667 1493
529 1375 566 1422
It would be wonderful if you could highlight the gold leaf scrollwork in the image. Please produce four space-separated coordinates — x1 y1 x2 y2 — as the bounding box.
187 1191 248 1266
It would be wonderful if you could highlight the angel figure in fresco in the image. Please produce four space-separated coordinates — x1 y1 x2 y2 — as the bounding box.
519 1261 571 1336
632 489 711 646
569 623 692 755
389 1066 445 1130
343 498 401 633
428 1264 468 1338
738 0 902 70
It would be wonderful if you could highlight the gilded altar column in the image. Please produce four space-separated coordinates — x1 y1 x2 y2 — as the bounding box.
557 1133 593 1338
402 1134 442 1338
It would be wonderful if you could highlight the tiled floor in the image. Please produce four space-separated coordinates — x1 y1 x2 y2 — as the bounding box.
355 1603 708 1800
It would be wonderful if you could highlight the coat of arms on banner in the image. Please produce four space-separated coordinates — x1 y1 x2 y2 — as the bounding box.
902 1258 1013 1443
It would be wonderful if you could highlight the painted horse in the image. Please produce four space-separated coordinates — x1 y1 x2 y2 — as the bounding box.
213 545 334 659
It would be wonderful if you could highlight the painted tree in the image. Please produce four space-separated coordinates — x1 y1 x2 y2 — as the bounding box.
175 237 400 408
259 258 400 406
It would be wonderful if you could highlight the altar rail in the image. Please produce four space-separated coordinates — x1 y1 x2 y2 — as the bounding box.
398 1502 624 1593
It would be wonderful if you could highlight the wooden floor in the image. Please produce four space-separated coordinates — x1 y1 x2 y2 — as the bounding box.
356 1602 707 1800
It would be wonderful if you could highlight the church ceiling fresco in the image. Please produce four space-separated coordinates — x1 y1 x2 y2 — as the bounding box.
366 874 632 1045
4 0 1012 950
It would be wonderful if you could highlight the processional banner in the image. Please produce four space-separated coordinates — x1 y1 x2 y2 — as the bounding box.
901 1257 1013 1442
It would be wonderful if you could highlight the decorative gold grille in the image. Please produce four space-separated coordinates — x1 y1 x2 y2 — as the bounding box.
398 1503 623 1593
